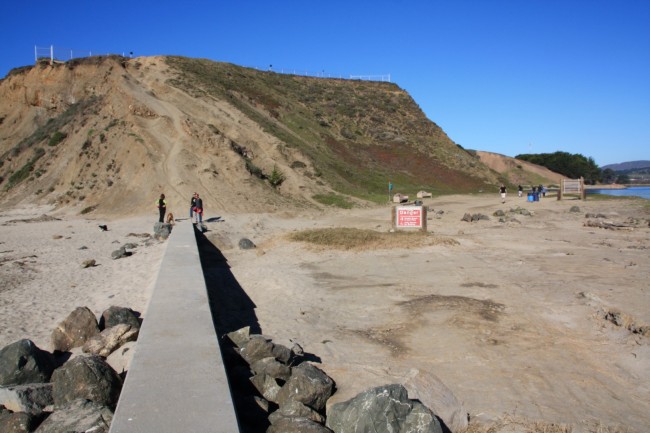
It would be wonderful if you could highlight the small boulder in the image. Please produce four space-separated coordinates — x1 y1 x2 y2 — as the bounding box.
51 355 122 409
226 326 251 348
81 259 96 268
272 343 293 364
82 323 139 357
269 399 325 425
251 357 291 381
153 222 172 240
99 306 141 331
250 372 282 403
239 238 256 249
51 307 100 352
239 335 275 365
569 206 581 213
105 341 136 376
111 246 131 260
0 339 54 386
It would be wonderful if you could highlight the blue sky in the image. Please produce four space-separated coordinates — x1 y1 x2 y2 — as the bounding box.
1 1 648 166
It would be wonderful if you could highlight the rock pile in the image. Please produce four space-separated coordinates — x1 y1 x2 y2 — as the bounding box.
0 306 140 433
461 212 489 222
225 327 448 433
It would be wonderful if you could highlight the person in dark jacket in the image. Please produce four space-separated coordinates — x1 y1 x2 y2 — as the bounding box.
194 194 203 224
156 194 167 223
190 192 197 219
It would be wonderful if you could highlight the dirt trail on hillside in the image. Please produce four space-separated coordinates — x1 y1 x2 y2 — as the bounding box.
1 193 649 432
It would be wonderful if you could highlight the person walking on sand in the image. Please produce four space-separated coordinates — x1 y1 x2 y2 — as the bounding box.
518 185 523 197
194 193 203 224
190 192 197 220
156 193 167 223
499 185 507 204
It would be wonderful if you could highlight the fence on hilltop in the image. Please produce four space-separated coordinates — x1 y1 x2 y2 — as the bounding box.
34 45 392 82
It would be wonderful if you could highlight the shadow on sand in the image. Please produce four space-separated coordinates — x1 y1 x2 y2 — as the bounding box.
194 227 268 433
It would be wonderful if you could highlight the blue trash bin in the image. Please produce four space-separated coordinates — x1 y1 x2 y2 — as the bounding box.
527 193 534 202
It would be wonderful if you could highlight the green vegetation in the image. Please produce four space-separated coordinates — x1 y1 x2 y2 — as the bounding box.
289 227 458 251
4 148 45 190
164 57 490 201
268 165 286 188
127 132 144 143
80 205 98 214
3 96 100 160
515 151 601 184
48 131 67 146
313 193 354 209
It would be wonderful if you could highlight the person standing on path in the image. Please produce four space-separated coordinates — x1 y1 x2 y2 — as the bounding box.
194 193 203 224
156 193 167 223
499 185 507 204
190 192 197 220
518 185 523 197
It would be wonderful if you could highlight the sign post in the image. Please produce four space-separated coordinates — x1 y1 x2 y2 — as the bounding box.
392 205 427 232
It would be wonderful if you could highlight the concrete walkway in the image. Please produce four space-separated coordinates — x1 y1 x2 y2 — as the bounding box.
109 220 240 433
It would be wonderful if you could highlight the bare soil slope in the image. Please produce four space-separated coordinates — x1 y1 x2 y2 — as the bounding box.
0 56 500 217
477 150 564 186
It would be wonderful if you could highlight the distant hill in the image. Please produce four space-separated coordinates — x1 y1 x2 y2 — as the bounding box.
0 55 502 215
475 151 564 186
601 160 650 171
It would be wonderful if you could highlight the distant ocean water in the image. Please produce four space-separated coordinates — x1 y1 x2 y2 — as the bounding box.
588 186 650 200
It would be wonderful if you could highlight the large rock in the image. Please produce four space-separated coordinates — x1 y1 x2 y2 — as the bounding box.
82 323 139 357
33 399 113 433
276 363 334 412
106 341 136 376
268 416 333 433
226 326 251 348
269 399 325 425
51 355 122 409
0 406 42 433
250 372 282 403
0 382 53 414
51 307 100 352
0 339 54 386
239 335 276 365
272 343 293 364
402 369 469 432
99 306 141 330
326 384 442 433
153 222 172 240
325 366 467 432
251 357 291 381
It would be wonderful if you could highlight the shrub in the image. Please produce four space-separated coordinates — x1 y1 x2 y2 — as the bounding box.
245 159 265 179
80 205 98 214
268 165 286 188
48 131 67 146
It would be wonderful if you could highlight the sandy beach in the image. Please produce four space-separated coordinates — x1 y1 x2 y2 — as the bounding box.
1 193 649 432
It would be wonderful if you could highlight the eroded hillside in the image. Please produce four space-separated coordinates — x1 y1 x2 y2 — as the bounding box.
0 55 501 216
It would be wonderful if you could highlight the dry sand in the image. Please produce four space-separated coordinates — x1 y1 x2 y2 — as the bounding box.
1 193 649 432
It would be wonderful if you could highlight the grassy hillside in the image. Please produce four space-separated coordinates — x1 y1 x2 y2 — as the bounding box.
0 56 500 214
165 57 497 200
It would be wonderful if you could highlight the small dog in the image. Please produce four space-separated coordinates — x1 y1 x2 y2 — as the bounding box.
98 225 108 231
166 212 175 225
